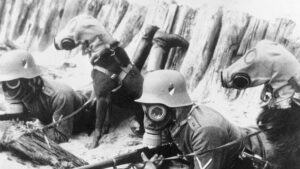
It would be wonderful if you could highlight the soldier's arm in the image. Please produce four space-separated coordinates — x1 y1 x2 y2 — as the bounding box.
191 126 228 169
0 106 31 121
49 93 74 143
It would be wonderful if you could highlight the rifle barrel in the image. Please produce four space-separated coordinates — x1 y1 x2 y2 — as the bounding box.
75 143 180 169
76 159 116 169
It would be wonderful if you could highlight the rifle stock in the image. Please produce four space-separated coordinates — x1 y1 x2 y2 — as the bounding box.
0 113 28 121
76 143 181 169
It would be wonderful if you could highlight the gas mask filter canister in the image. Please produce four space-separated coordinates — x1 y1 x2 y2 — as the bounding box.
142 104 171 147
3 79 24 114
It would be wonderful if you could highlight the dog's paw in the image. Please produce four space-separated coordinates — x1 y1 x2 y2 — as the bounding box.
102 123 110 134
86 140 99 149
85 130 101 149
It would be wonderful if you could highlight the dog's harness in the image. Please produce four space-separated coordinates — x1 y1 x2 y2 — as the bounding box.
260 84 300 109
91 46 133 92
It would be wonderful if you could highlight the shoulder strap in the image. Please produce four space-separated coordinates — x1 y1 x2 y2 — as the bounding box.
187 105 201 130
171 104 199 137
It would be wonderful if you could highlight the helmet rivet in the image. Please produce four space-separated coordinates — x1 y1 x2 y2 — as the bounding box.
168 83 175 95
22 59 28 68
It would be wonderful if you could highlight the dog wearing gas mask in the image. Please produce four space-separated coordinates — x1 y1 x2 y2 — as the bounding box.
221 40 300 169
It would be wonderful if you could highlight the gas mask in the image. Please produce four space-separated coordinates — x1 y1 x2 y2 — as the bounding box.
2 77 43 113
2 79 26 114
142 104 175 147
2 79 26 100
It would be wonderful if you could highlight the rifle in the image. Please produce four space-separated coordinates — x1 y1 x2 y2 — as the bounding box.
76 143 186 169
0 113 29 121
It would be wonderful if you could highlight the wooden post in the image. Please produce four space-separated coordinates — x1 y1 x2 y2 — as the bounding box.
0 121 88 168
180 7 223 91
164 5 197 71
192 10 250 101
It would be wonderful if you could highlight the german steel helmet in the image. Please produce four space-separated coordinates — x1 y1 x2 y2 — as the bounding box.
0 49 42 81
136 70 193 107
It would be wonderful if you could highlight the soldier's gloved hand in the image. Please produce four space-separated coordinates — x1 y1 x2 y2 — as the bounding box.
26 119 43 129
140 152 163 169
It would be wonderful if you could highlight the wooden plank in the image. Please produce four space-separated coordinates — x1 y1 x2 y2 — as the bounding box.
0 0 6 27
35 0 67 51
57 0 83 31
164 5 197 71
125 1 176 60
161 3 178 33
0 121 88 167
97 0 129 33
21 0 44 50
142 0 171 30
113 4 147 47
264 18 297 61
0 0 16 42
236 17 269 60
153 3 178 69
285 27 300 61
14 0 67 50
192 10 250 101
265 18 296 45
179 7 222 91
83 0 102 17
7 0 29 40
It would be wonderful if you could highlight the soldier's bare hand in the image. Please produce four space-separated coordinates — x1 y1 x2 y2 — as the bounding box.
140 152 163 169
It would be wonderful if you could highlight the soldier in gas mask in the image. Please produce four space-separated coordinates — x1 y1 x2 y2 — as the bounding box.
135 70 250 169
0 49 94 143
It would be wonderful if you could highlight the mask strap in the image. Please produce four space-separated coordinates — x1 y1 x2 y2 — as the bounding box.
260 84 272 102
177 104 198 126
171 104 198 137
187 104 199 116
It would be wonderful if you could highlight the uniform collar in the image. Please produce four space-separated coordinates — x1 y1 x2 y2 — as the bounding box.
40 78 55 96
170 104 197 137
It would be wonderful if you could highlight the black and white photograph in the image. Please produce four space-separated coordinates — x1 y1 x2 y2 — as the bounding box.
0 0 299 168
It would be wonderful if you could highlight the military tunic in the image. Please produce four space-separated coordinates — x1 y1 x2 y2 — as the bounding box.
169 104 246 169
21 78 91 143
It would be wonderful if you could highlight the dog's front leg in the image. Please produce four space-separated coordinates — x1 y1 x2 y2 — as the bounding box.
102 94 111 134
87 96 108 149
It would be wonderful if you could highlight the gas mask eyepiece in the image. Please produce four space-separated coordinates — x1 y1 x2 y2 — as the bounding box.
61 38 76 50
146 105 167 122
5 79 21 90
232 73 251 89
3 79 32 100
